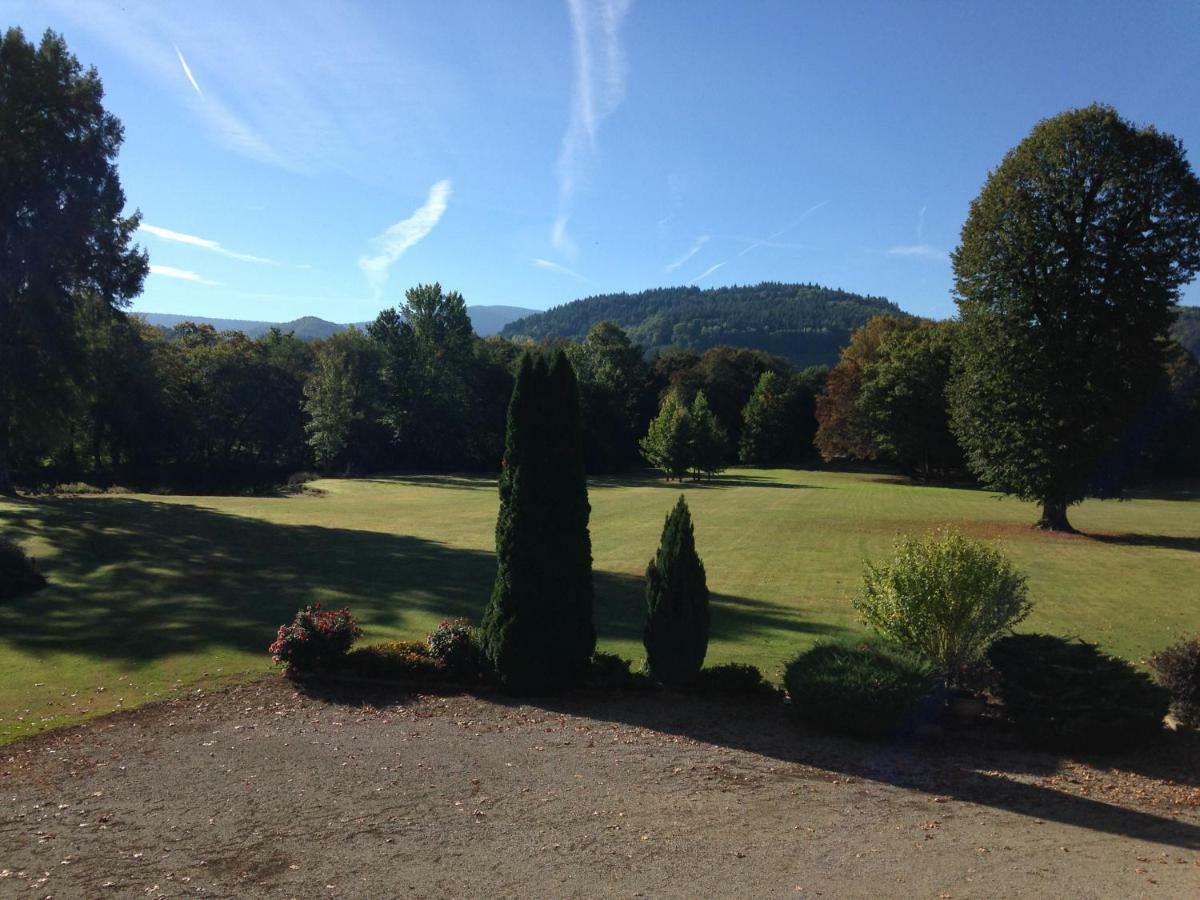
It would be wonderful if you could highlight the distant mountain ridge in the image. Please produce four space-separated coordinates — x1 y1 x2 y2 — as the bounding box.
501 282 906 367
137 305 536 339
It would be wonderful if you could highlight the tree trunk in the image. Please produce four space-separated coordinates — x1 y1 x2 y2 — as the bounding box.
1036 498 1075 533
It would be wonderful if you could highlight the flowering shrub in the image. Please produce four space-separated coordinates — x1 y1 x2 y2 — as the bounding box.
428 618 483 679
269 604 362 672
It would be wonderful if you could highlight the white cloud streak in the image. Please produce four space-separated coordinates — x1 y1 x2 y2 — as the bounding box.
917 203 927 242
140 223 277 264
887 243 948 262
553 0 632 255
688 262 726 285
665 235 709 273
174 45 203 97
149 264 222 286
358 179 452 291
533 258 589 281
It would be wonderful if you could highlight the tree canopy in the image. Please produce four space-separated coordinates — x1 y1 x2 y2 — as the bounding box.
0 28 148 492
950 104 1200 530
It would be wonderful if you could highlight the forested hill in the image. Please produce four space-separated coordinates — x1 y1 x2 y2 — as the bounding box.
500 283 906 367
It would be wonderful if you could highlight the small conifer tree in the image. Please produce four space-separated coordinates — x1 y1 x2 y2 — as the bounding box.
644 496 709 686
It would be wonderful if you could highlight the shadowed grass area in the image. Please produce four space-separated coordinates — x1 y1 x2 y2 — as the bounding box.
1 468 1197 742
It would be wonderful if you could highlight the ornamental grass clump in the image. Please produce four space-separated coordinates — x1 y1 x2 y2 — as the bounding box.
269 604 362 673
855 528 1030 685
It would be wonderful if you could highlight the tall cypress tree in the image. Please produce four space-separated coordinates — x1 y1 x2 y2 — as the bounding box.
644 495 709 687
480 350 595 691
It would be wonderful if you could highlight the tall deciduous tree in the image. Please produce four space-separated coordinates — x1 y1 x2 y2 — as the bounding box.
0 28 148 492
687 392 726 481
479 350 595 692
951 105 1200 530
640 391 692 480
814 315 916 463
368 283 475 468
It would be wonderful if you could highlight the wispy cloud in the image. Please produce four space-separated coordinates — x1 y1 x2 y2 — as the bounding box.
553 0 633 255
140 223 277 264
917 203 927 242
665 235 709 273
734 201 828 258
533 258 589 281
48 1 454 176
149 264 222 286
886 243 948 262
174 45 203 97
358 179 452 291
688 262 726 285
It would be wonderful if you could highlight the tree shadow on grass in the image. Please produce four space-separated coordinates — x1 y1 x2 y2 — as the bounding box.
350 474 497 491
0 496 832 664
1084 532 1200 553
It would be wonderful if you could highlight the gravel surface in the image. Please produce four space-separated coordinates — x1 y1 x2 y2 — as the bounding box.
3 678 1199 898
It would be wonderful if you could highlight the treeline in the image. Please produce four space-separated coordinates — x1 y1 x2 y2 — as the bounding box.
812 313 1200 485
501 282 903 367
7 282 832 491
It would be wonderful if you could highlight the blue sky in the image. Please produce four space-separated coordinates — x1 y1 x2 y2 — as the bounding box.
9 0 1200 322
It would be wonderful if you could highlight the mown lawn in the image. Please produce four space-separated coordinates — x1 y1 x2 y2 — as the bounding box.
1 468 1197 743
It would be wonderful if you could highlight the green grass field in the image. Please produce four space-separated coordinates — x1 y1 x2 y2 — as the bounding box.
1 468 1197 743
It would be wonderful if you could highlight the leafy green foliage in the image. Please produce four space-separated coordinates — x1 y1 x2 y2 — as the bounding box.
586 651 637 690
815 315 918 462
640 392 692 480
783 642 939 737
344 640 442 682
479 351 596 692
640 391 726 480
950 105 1200 530
1150 637 1200 729
856 320 962 479
0 28 149 492
687 393 726 479
644 496 709 687
988 634 1170 751
855 529 1031 683
567 322 651 472
0 536 46 601
303 328 387 472
693 663 769 695
502 282 901 367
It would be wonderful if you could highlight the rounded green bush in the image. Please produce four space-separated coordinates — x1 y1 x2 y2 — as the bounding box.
988 634 1170 751
855 528 1030 683
783 642 939 738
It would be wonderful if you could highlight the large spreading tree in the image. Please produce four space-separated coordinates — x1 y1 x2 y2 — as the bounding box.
0 28 147 492
479 351 596 692
950 105 1200 531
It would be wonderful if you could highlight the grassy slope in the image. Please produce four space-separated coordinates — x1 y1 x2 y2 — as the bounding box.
1 469 1197 743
